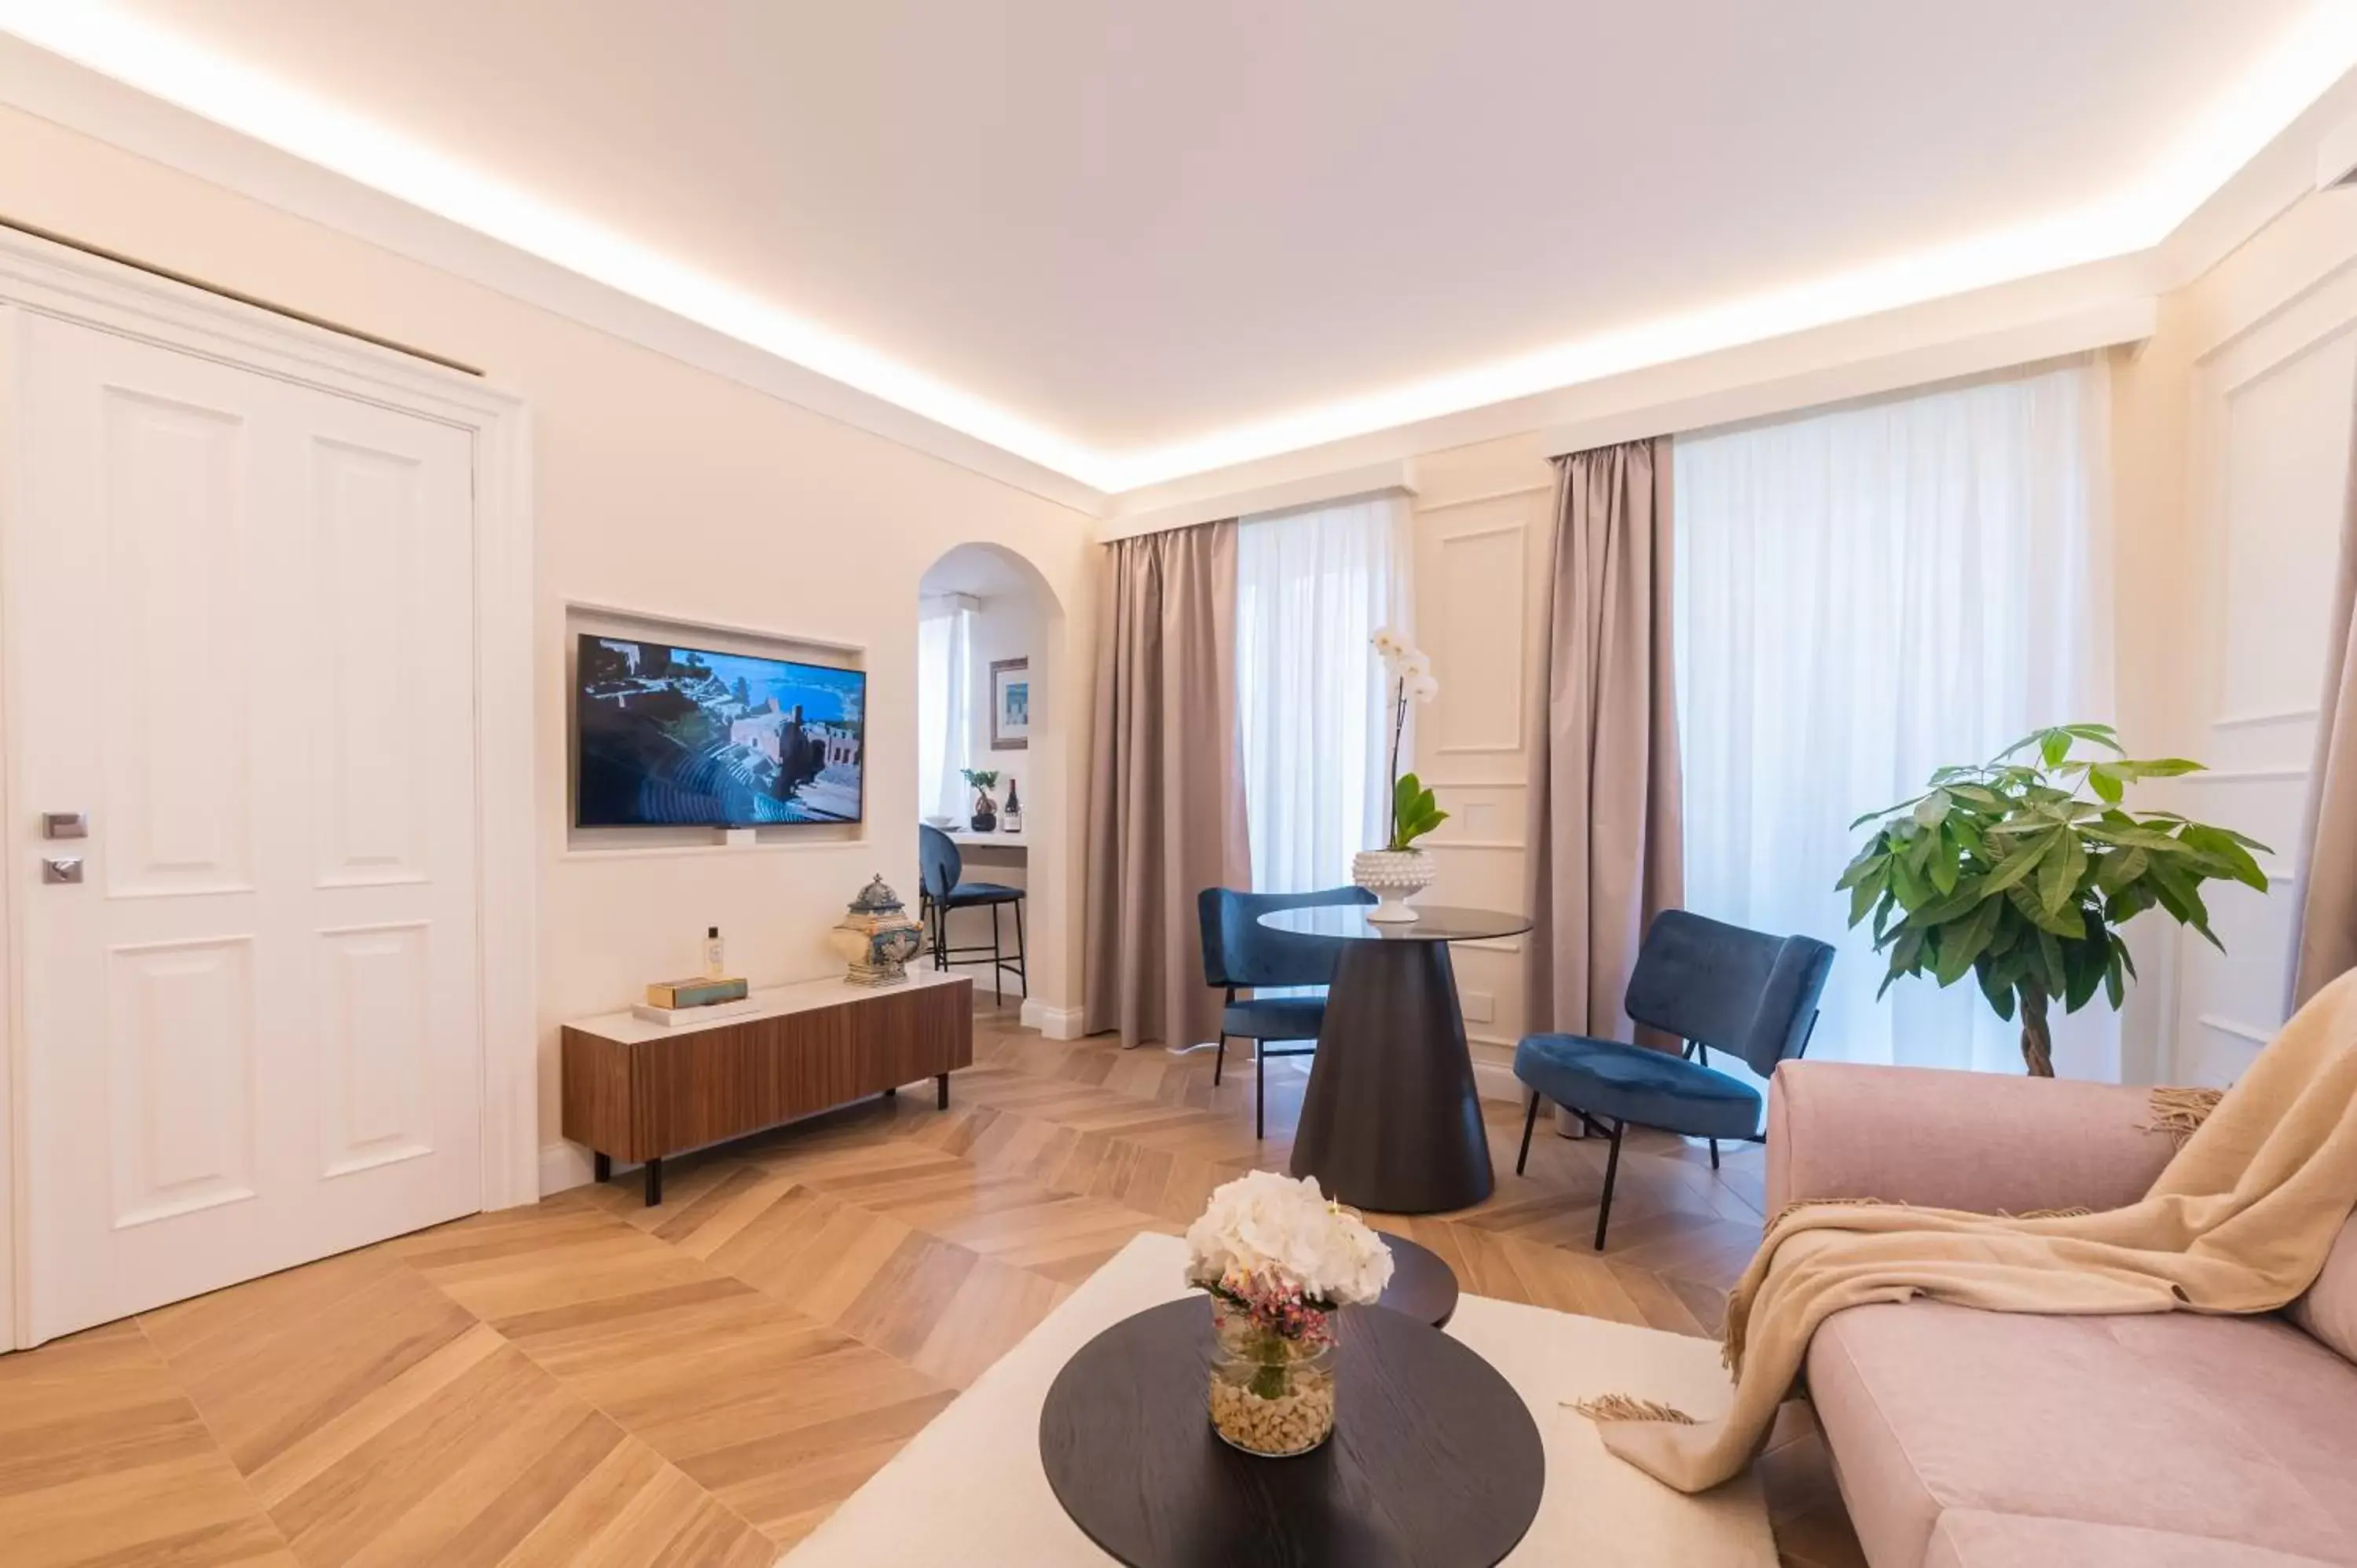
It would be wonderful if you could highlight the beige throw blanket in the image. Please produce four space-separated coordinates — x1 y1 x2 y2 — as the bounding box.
1595 968 2357 1493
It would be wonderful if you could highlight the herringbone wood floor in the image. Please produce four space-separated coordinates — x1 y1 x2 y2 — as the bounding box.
0 1001 1864 1567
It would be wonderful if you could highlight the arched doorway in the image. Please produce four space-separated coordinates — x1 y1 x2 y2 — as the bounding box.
914 543 1072 1032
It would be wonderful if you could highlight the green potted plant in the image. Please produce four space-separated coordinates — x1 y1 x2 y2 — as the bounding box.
960 768 1000 833
1354 629 1446 922
1839 724 2269 1075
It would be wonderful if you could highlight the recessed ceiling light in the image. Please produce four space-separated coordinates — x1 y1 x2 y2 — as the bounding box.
5 1 2352 495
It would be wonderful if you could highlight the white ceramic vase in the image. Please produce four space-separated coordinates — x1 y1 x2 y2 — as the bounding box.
1352 848 1435 923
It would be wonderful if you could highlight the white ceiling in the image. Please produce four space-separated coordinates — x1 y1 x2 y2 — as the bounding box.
5 2 2350 493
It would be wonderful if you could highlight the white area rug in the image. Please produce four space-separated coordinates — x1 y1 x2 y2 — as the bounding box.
781 1233 1773 1565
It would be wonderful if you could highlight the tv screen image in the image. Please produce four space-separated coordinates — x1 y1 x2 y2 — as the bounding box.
575 634 866 827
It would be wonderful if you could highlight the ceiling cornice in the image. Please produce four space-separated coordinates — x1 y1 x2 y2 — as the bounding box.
0 26 1113 516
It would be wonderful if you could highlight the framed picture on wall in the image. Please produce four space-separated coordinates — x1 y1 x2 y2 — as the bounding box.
990 658 1030 749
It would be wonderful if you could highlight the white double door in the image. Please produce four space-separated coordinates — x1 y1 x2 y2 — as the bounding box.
5 312 485 1343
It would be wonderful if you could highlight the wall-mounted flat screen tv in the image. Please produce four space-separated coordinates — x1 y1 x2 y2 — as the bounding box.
574 633 866 827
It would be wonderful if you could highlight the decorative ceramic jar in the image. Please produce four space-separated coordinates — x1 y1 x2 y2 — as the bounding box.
830 874 924 986
1206 1295 1338 1456
1352 848 1435 923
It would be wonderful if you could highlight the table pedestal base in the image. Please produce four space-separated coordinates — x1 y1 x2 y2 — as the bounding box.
1292 940 1494 1214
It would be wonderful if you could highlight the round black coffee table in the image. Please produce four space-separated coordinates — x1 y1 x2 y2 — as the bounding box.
1259 904 1533 1214
1375 1234 1459 1327
1038 1299 1544 1567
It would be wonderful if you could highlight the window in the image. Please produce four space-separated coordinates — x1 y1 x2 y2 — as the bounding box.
917 595 973 823
1674 358 2116 1075
1236 496 1412 893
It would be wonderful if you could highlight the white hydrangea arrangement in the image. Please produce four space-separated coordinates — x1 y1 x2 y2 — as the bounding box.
1184 1170 1395 1324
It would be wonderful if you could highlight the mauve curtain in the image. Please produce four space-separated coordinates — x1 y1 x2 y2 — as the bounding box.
2293 395 2357 1005
1083 521 1252 1049
1525 439 1684 1046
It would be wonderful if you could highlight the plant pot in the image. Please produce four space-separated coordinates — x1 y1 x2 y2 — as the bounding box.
1352 848 1435 923
970 793 998 833
1205 1296 1336 1456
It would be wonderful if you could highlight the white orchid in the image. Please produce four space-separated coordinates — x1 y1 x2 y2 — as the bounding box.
1370 628 1439 699
1184 1171 1394 1308
1368 629 1448 848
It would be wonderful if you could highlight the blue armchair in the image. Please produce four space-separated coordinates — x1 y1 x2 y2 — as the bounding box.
1513 910 1833 1249
1197 885 1374 1139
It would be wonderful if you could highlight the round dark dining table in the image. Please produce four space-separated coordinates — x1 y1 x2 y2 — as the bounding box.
1256 903 1532 1214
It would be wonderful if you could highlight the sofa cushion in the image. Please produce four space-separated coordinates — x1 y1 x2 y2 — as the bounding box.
1808 1300 2357 1568
1925 1511 2341 1568
2291 1213 2357 1366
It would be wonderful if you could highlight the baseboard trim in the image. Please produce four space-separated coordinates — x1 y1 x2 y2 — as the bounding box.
539 1139 596 1197
1472 1059 1523 1105
1021 999 1087 1039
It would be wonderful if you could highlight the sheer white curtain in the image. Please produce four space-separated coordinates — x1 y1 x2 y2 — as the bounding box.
916 596 973 822
1675 358 2117 1077
1237 496 1411 894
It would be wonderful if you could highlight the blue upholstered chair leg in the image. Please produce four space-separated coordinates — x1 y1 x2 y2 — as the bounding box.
1212 987 1233 1085
1516 1090 1542 1176
990 904 1003 1005
1012 898 1027 998
1255 1042 1266 1141
1692 1040 1721 1170
1595 1119 1626 1251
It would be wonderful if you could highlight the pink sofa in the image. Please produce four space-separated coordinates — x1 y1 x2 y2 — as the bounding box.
1768 1061 2357 1567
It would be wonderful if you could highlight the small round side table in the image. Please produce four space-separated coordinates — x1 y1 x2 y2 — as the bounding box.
1038 1299 1544 1568
1375 1234 1459 1327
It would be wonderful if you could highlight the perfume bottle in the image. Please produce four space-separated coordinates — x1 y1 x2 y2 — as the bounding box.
1002 778 1023 833
703 925 726 980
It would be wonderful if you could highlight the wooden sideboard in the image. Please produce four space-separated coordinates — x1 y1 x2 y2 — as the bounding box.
561 968 973 1204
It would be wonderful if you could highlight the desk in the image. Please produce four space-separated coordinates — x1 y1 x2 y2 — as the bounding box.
1257 904 1532 1214
943 826 1027 860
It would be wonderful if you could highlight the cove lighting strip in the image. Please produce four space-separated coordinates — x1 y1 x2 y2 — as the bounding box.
6 1 2355 494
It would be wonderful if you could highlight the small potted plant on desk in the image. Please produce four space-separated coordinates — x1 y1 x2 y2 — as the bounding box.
961 768 1001 833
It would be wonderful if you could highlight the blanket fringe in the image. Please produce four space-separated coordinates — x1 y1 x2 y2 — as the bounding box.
1565 1393 1698 1425
2143 1086 2225 1147
2006 1205 2094 1219
1765 1194 1890 1233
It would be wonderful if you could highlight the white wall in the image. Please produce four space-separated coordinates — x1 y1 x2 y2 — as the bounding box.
966 593 1041 819
0 104 1099 1188
2115 186 2357 1086
1399 437 1559 1090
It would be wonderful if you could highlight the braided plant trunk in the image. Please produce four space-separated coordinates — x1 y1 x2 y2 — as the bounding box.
2016 982 2055 1078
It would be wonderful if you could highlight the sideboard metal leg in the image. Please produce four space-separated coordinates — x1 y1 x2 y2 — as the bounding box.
644 1156 663 1207
883 1085 897 1099
937 1072 951 1111
594 1152 611 1184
